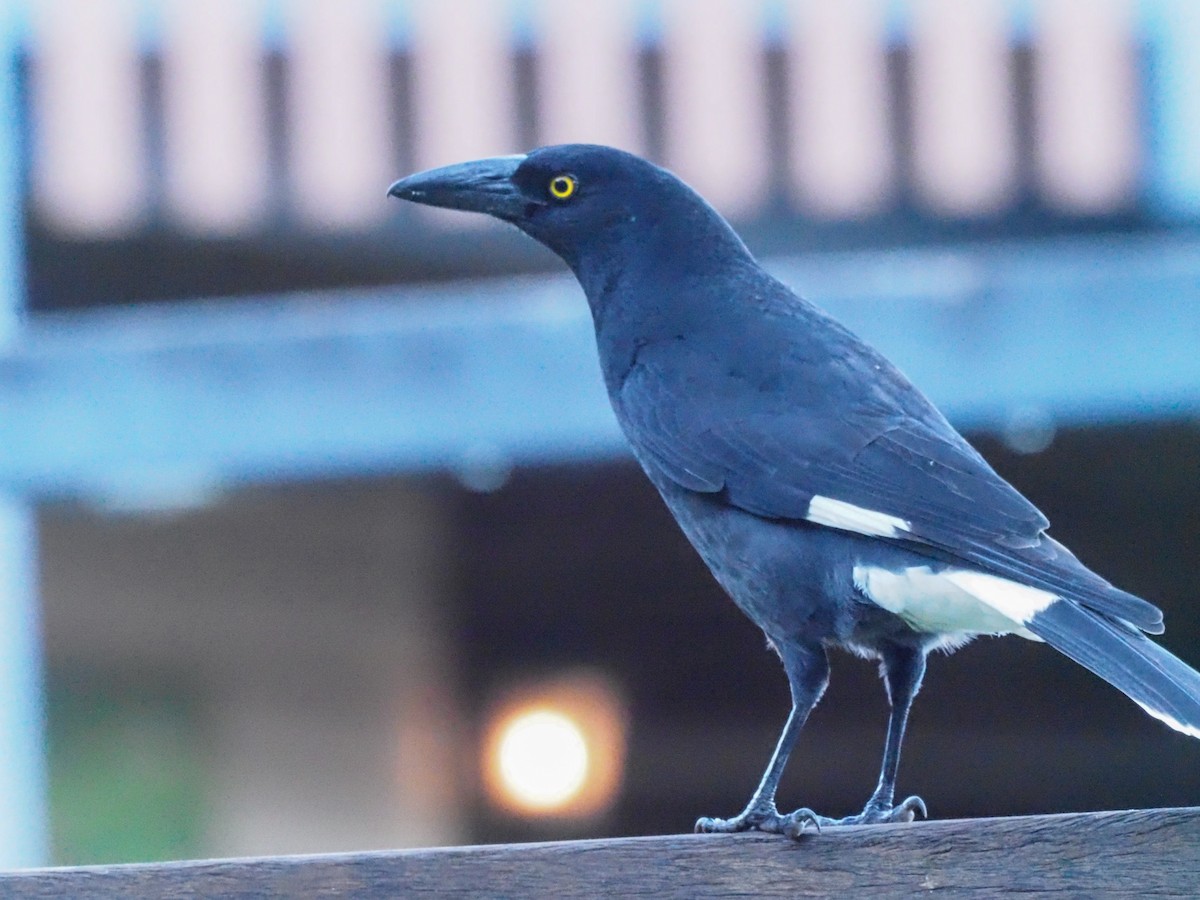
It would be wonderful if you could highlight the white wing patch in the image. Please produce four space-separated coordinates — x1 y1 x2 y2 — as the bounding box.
939 570 1058 624
1135 701 1200 740
853 564 1055 638
806 496 910 538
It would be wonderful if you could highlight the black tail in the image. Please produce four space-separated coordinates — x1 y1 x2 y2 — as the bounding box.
1027 600 1200 739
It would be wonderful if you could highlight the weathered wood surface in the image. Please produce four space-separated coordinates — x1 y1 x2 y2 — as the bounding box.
4 807 1199 898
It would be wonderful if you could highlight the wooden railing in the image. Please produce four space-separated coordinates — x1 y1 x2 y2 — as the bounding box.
3 807 1198 898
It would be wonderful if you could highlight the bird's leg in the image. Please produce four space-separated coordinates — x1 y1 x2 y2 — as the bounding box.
694 703 814 836
695 643 829 839
813 644 928 827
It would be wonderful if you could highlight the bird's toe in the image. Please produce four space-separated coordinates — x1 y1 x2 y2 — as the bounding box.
818 795 928 827
695 802 805 836
694 812 770 834
694 815 741 834
780 808 822 840
888 795 928 823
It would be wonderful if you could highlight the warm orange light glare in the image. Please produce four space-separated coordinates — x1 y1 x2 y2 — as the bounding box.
495 708 590 811
482 673 626 818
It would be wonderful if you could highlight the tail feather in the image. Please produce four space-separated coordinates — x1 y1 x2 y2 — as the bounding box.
1027 600 1200 739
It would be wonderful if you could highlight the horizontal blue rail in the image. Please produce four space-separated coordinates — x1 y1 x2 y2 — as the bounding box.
1 232 1198 508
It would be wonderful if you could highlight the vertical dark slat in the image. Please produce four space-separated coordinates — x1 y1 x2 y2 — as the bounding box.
886 43 917 213
761 43 790 216
387 50 414 177
638 44 666 166
263 49 290 226
512 47 540 151
1009 42 1041 215
140 51 166 226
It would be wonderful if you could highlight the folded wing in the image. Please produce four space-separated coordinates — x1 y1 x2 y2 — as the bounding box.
617 335 1164 634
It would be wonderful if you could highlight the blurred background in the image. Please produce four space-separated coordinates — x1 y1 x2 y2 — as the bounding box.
1 0 1199 868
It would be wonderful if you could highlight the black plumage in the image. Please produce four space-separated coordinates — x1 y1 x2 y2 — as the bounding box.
389 145 1200 835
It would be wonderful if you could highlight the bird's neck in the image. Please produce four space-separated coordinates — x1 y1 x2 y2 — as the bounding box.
569 212 762 396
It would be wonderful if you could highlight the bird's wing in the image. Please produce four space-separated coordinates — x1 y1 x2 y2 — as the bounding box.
617 339 1163 633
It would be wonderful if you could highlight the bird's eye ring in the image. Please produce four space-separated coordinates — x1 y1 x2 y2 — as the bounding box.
549 174 577 200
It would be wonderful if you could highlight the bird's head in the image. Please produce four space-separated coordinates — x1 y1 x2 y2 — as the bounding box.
388 144 751 288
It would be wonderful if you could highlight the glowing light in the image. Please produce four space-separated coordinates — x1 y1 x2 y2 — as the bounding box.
496 709 590 811
482 673 626 818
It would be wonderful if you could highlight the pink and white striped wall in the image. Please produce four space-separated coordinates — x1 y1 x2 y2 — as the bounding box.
22 0 1154 236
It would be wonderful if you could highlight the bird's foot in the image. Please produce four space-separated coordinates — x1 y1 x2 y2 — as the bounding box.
695 802 821 840
695 795 925 840
809 795 927 828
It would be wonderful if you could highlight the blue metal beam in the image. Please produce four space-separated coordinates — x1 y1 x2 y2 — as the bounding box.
0 2 48 869
0 498 47 867
1145 0 1200 217
1 234 1199 508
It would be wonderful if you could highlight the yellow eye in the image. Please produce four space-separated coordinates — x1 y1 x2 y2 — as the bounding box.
549 174 577 200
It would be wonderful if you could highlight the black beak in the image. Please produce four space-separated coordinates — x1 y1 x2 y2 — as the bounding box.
387 155 530 220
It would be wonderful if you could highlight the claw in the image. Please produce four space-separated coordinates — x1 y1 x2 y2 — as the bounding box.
891 795 927 823
694 816 726 834
782 808 821 840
